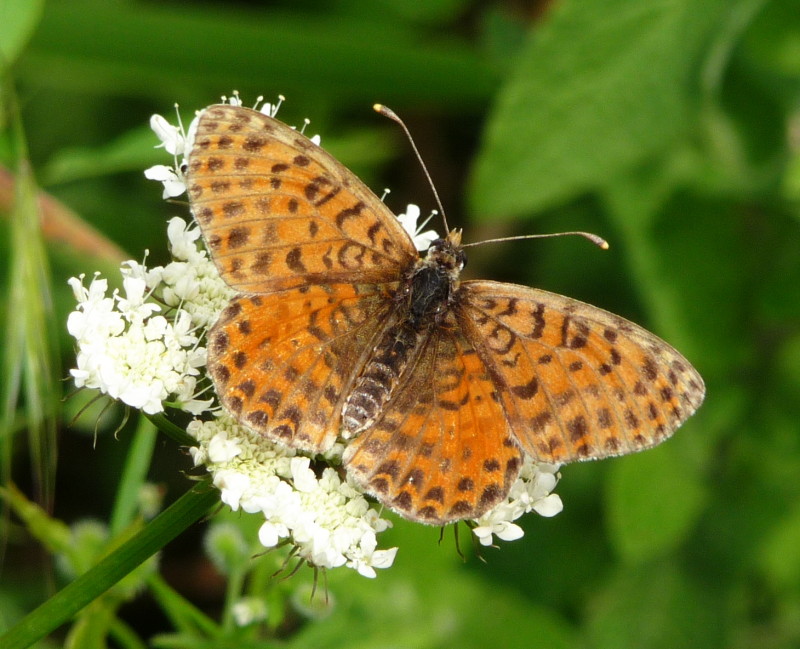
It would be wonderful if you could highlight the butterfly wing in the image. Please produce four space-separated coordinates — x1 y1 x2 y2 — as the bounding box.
208 282 398 453
186 104 417 293
456 281 705 463
344 316 524 525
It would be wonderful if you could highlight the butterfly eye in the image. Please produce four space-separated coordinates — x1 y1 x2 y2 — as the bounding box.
458 250 467 270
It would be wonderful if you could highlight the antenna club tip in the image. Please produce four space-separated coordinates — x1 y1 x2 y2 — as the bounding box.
373 104 393 118
582 232 609 250
374 104 401 122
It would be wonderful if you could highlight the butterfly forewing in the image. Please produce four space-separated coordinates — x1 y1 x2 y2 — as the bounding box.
456 281 705 463
186 105 417 293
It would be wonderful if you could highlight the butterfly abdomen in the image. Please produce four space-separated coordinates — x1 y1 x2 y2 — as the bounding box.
342 323 418 435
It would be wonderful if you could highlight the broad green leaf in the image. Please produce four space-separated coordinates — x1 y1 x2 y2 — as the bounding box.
21 1 498 107
292 565 578 649
743 0 800 77
759 494 800 592
0 0 44 70
42 124 162 186
470 0 728 218
605 444 707 564
586 563 725 649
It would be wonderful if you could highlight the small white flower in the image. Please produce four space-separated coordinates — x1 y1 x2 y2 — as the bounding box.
258 520 289 548
188 446 207 466
207 431 242 463
214 469 251 511
347 530 399 578
145 109 194 198
469 458 562 546
67 248 212 416
532 493 564 517
290 457 319 493
150 114 186 156
232 597 268 626
223 92 243 107
397 204 439 251
187 414 397 576
166 217 203 262
144 164 186 199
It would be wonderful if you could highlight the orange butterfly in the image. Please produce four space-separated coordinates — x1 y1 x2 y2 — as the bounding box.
186 104 705 525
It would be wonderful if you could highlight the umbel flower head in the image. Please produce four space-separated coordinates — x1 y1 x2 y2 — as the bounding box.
67 94 563 577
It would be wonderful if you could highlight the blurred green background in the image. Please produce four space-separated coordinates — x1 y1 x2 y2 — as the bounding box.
2 0 800 647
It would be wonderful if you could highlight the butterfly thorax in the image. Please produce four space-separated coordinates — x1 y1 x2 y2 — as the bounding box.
408 233 465 324
341 231 466 437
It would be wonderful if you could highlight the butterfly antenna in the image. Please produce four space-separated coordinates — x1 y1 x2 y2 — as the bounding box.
374 104 450 234
461 231 610 250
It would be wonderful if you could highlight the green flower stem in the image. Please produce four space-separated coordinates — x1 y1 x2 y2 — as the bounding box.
108 618 148 649
0 480 218 649
146 573 220 637
221 565 247 632
146 412 197 447
110 416 158 535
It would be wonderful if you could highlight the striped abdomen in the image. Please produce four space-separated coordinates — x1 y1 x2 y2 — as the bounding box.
341 323 420 435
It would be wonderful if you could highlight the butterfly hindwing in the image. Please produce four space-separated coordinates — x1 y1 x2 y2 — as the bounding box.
208 282 398 453
344 317 524 525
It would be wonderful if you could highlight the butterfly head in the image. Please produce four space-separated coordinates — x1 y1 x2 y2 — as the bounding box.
425 229 466 276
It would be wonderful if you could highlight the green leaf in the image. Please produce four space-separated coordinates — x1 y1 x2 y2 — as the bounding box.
147 573 221 638
743 0 800 77
1 92 60 514
109 416 158 536
21 1 498 107
586 563 725 649
605 444 707 564
0 0 44 70
469 0 728 218
759 499 800 592
0 481 218 649
41 124 163 186
293 564 578 649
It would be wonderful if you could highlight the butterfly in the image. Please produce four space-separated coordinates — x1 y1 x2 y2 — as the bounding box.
185 104 705 525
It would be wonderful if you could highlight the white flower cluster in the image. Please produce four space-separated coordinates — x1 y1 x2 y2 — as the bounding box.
150 218 235 331
66 93 565 578
67 265 208 415
471 460 563 546
189 414 397 578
